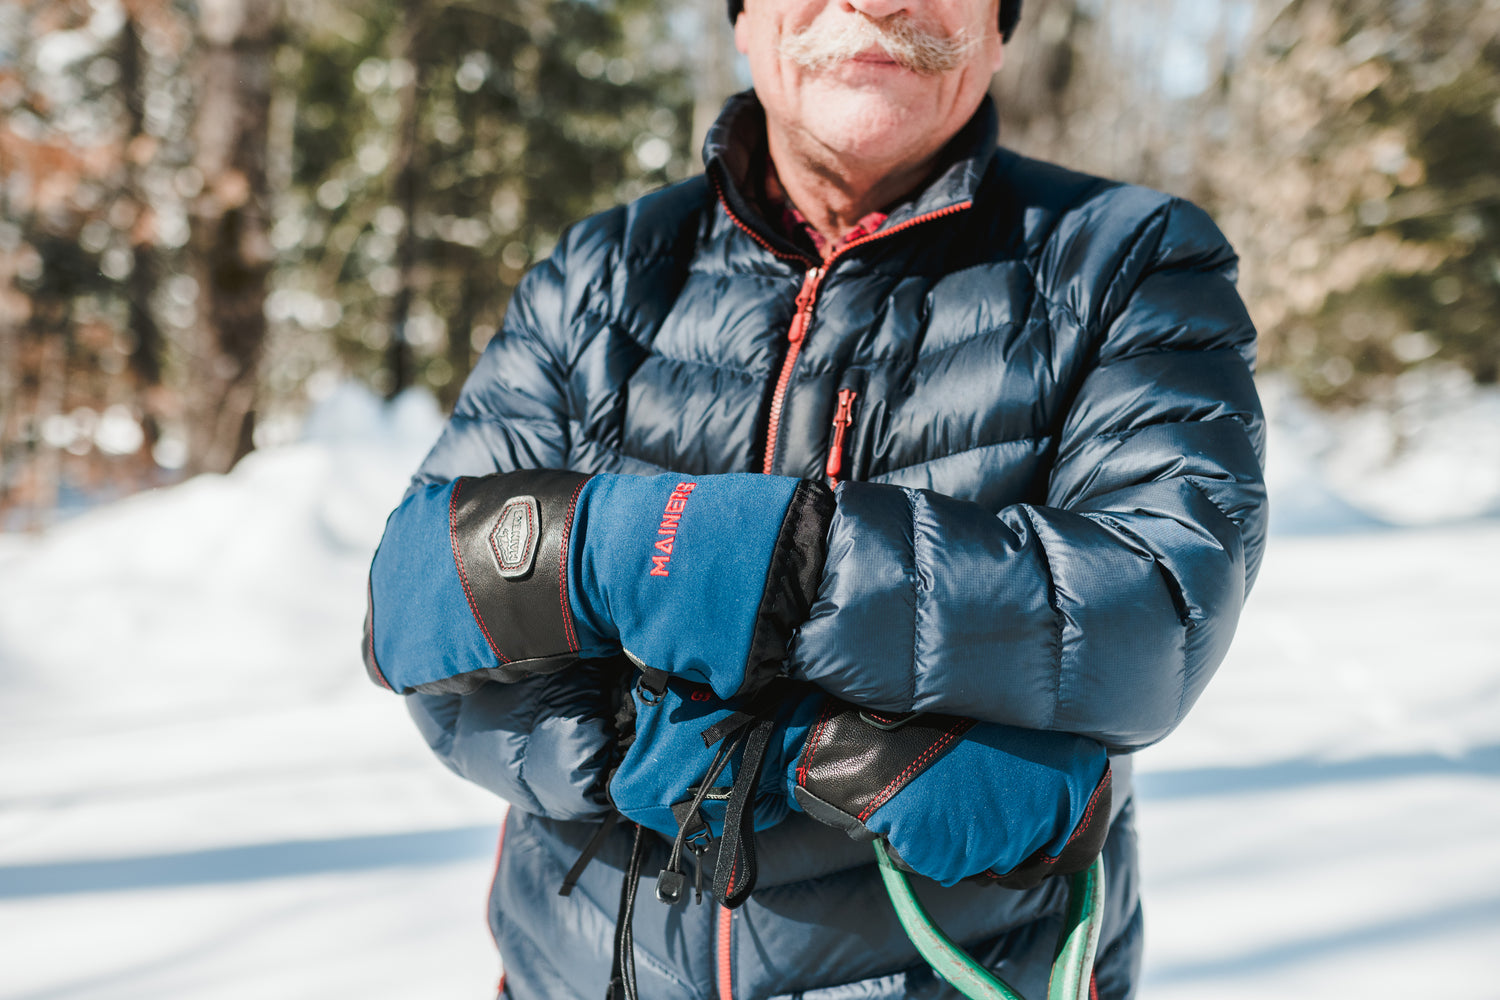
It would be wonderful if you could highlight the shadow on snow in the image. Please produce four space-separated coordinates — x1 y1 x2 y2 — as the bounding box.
1136 744 1500 800
1146 893 1500 982
0 824 500 899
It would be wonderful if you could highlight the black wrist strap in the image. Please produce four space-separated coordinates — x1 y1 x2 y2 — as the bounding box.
711 713 776 908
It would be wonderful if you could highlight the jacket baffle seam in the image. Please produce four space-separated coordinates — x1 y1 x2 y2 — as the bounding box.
1096 202 1175 336
1016 504 1066 730
906 487 920 712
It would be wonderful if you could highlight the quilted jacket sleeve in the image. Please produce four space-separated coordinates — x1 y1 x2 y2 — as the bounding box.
407 663 617 821
396 249 617 816
788 196 1268 752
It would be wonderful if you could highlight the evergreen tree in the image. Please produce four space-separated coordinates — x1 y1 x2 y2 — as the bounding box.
1204 0 1500 402
278 0 696 410
0 0 695 524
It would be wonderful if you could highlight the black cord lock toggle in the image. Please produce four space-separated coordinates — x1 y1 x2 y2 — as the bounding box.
655 868 686 904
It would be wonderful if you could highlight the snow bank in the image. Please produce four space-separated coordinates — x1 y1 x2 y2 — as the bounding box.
1263 370 1500 533
0 383 507 998
1 377 1496 999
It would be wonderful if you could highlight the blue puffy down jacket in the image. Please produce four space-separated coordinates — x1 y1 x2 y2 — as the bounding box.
391 91 1267 1000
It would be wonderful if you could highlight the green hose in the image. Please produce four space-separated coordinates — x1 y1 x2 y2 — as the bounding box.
1046 853 1105 1000
873 842 1105 1000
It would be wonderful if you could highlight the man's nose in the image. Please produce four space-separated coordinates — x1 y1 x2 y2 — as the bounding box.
841 0 916 20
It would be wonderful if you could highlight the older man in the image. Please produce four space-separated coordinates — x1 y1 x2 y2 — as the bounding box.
362 1 1267 998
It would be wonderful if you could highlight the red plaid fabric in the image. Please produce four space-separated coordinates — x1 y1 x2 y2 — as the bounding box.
765 165 888 261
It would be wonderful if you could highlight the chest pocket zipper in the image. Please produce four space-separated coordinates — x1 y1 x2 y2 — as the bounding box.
825 371 869 487
825 388 858 486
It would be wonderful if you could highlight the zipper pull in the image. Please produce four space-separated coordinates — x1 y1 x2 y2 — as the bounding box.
691 841 708 904
787 267 821 344
825 387 858 484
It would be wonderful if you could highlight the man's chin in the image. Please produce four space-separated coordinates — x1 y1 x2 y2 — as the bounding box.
793 83 930 163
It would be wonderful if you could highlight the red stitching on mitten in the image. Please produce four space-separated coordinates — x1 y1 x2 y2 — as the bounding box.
557 477 589 652
796 701 840 788
450 479 510 664
981 765 1114 881
1037 766 1112 864
856 719 975 822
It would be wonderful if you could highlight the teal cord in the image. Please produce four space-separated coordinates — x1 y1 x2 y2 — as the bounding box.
1048 855 1105 1000
874 842 1105 1000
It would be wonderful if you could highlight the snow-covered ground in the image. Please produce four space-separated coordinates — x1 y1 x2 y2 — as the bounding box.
0 378 1496 999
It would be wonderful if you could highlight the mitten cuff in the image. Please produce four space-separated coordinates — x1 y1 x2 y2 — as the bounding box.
979 766 1113 891
741 479 835 695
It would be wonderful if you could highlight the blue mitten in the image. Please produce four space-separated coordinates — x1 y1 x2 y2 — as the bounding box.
606 680 1108 906
608 675 823 906
364 471 833 697
609 678 800 838
788 703 1112 888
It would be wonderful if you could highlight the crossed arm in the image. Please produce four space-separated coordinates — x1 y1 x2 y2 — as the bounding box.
379 196 1266 833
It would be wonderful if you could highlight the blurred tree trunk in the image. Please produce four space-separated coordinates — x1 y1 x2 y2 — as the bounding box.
119 11 164 464
385 0 426 401
692 0 741 161
29 304 69 531
444 256 479 411
993 0 1091 146
184 0 280 475
993 0 1178 188
0 262 17 519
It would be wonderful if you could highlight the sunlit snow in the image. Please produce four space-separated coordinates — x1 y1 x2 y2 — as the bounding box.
1 378 1495 999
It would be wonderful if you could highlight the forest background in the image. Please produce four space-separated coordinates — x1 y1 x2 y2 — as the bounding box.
1 3 1498 997
0 0 1496 527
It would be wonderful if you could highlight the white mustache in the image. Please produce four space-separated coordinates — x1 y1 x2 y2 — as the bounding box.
778 14 980 75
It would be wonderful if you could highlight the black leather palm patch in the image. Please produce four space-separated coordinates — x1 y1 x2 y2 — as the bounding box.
793 703 975 835
447 470 592 679
740 479 835 696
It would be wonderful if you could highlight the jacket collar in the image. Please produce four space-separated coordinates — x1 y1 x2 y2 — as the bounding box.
702 90 999 259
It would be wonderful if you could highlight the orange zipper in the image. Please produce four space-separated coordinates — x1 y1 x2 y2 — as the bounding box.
762 266 822 474
825 387 858 484
717 902 734 1000
699 186 972 1000
707 169 814 266
746 200 973 475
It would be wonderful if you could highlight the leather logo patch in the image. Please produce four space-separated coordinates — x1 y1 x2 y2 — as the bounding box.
490 496 539 579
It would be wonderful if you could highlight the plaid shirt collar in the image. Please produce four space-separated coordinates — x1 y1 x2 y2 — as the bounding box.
763 163 889 262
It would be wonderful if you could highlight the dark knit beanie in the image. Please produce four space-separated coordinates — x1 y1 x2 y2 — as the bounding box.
726 1 1022 43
